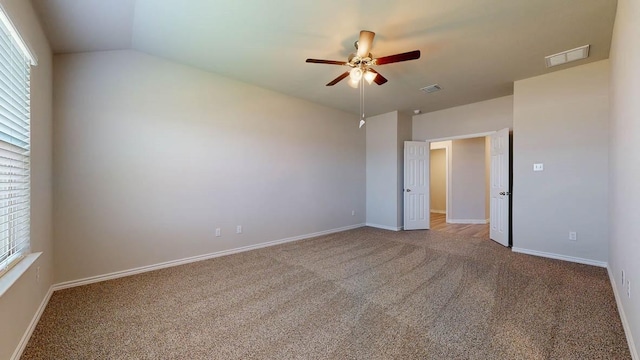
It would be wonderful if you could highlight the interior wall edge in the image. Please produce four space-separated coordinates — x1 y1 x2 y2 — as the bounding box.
10 286 54 360
607 266 639 360
511 247 608 268
52 223 365 290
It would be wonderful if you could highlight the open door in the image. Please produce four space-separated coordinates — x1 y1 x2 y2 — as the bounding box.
404 141 430 230
490 128 510 246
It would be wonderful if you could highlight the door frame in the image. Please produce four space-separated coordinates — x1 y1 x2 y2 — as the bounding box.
424 131 498 229
429 141 451 223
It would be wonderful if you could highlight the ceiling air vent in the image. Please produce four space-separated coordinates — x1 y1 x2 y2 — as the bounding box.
545 45 590 68
421 84 442 93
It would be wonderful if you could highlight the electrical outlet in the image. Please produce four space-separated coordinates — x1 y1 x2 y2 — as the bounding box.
215 228 221 237
628 280 631 299
569 232 577 241
236 225 242 234
622 270 625 286
36 266 40 283
351 210 355 216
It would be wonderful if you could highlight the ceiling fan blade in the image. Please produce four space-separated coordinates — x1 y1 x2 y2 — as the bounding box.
356 30 375 57
326 71 350 86
368 69 388 85
374 50 421 65
306 58 349 66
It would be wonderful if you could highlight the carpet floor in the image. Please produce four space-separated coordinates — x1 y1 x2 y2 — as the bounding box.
22 227 630 359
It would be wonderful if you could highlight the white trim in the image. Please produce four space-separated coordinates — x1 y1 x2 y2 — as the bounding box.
607 266 639 360
447 218 489 224
0 3 37 65
53 224 365 290
0 252 41 297
425 129 507 235
365 223 403 231
430 209 446 214
511 247 607 268
429 142 448 150
429 140 451 223
426 131 497 143
11 286 53 360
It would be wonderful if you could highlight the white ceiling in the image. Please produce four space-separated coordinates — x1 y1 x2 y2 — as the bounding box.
31 0 617 116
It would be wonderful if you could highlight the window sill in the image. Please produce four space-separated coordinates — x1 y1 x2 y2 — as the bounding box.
0 252 42 297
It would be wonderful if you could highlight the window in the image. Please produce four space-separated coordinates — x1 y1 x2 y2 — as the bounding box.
0 6 36 276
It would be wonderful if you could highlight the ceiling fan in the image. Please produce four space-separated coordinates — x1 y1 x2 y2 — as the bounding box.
306 30 421 87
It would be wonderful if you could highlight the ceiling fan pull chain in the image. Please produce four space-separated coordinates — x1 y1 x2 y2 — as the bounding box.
360 76 364 119
362 77 365 119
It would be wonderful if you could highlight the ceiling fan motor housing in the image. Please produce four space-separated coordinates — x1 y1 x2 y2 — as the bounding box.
348 53 373 68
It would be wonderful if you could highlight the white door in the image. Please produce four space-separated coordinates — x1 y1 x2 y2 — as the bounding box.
490 128 510 246
404 141 430 230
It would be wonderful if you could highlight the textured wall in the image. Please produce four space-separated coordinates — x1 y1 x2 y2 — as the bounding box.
366 111 399 229
430 149 446 213
397 112 412 228
450 138 487 221
609 0 640 355
412 96 513 141
53 50 366 283
513 60 609 263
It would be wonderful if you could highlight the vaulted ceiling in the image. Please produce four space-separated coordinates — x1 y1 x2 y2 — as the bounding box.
32 0 617 116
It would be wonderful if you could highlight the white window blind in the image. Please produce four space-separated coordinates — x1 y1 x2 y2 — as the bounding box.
0 6 35 276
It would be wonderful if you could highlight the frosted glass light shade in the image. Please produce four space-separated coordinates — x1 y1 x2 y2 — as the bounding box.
350 67 363 81
364 70 377 84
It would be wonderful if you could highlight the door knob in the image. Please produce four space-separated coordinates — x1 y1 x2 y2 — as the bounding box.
499 192 511 195
406 189 411 192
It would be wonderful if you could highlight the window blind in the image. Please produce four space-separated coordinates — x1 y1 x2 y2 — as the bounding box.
0 7 33 276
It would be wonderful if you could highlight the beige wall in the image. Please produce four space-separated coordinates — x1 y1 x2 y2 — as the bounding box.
412 95 513 140
53 50 366 283
0 0 53 359
485 136 491 218
450 138 486 222
609 0 640 355
366 111 399 229
430 149 446 213
397 112 412 227
513 60 609 263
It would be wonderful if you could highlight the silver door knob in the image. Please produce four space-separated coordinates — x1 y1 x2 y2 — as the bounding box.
499 192 511 195
406 189 411 192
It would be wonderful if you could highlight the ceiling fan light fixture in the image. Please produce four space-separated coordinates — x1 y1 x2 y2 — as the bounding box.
349 67 363 81
348 78 360 88
364 70 377 85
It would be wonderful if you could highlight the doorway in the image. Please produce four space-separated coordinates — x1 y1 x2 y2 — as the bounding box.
429 138 489 238
404 128 510 246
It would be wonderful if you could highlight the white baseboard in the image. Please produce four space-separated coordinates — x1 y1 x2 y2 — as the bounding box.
365 223 402 231
430 209 446 214
53 223 365 291
11 286 53 360
447 218 489 225
607 266 638 360
511 247 608 268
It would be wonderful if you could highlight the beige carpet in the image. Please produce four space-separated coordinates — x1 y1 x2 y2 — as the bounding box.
22 227 630 359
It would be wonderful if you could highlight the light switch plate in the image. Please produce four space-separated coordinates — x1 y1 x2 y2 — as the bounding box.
533 163 544 171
